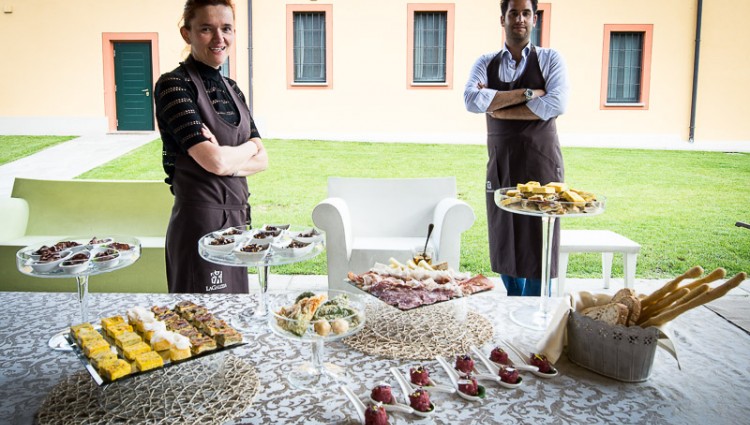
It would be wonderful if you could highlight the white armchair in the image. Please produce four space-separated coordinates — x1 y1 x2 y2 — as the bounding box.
312 177 475 291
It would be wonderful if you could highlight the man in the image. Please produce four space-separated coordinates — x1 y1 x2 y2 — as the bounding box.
464 0 569 296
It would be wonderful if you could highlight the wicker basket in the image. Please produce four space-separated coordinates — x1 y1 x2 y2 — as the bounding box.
567 311 659 382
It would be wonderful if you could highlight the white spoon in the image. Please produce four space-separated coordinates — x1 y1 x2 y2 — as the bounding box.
435 356 486 402
469 345 524 389
403 366 455 394
390 368 437 418
368 382 414 414
341 385 366 424
342 385 392 425
500 339 559 379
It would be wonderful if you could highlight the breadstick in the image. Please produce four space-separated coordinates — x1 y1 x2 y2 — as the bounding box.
637 288 690 324
641 266 703 307
638 285 709 325
642 272 747 328
680 268 726 291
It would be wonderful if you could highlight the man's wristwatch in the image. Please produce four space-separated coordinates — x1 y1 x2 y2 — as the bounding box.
523 88 534 101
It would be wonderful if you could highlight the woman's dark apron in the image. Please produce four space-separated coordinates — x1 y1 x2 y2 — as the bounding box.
485 46 564 279
165 61 251 294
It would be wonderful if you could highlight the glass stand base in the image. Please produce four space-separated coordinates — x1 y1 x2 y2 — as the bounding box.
287 362 348 391
231 308 267 331
48 330 73 351
510 304 552 331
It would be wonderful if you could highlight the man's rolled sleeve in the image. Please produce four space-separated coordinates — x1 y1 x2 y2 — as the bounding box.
463 53 498 113
526 50 570 121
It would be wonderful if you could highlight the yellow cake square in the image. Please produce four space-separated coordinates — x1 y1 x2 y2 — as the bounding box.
101 316 125 331
70 322 94 338
135 351 164 371
115 331 142 349
83 338 111 358
169 346 192 361
106 322 134 338
123 341 152 361
100 359 131 381
90 350 117 369
77 329 104 346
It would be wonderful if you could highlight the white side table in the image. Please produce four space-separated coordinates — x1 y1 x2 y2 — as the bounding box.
558 229 641 295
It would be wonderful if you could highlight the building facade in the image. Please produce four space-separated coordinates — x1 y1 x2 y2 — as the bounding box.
0 0 747 144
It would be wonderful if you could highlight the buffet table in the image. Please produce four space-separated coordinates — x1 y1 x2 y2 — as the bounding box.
1 291 749 424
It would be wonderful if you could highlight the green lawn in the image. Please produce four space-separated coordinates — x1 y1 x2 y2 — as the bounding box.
78 139 750 278
0 135 76 166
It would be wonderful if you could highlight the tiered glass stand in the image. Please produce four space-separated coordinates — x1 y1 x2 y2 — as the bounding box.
494 189 605 330
15 235 141 350
198 226 325 330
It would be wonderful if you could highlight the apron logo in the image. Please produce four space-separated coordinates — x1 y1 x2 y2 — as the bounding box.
486 180 493 192
206 270 227 292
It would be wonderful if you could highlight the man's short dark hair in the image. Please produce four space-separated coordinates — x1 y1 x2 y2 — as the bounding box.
501 0 538 15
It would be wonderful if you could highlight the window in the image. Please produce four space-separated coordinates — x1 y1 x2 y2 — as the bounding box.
286 4 333 89
220 57 230 78
413 11 447 83
530 10 543 47
293 12 325 83
601 24 653 110
407 4 454 89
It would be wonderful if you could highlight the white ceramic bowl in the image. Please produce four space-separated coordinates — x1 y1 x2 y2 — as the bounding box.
59 251 91 274
91 248 120 269
248 229 279 245
30 251 71 273
233 241 271 262
262 224 290 237
289 227 324 244
202 235 237 254
272 240 314 257
211 226 249 240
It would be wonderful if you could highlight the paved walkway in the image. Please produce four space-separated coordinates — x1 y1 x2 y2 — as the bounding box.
0 132 157 197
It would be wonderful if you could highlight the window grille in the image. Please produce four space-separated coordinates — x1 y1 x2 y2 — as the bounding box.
293 12 326 83
413 11 447 83
607 32 644 103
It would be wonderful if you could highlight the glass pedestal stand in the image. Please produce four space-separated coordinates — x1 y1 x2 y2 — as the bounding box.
495 188 605 331
286 338 347 391
15 236 142 351
269 290 366 391
507 216 556 330
198 226 325 331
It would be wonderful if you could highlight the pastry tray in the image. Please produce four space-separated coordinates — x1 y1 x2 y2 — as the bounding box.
66 327 246 388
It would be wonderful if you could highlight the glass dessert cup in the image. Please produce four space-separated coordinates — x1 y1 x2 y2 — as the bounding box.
15 236 142 350
269 290 366 391
197 227 325 331
494 188 605 331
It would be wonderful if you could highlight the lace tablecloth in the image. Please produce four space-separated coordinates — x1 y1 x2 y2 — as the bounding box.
1 291 749 424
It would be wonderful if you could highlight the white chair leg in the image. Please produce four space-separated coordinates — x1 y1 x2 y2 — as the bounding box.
624 253 637 289
602 252 613 289
557 252 569 296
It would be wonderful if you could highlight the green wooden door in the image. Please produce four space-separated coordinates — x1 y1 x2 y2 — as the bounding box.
114 42 154 131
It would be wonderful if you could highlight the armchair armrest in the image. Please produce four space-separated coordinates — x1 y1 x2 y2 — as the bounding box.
431 198 475 268
0 198 29 242
312 197 353 288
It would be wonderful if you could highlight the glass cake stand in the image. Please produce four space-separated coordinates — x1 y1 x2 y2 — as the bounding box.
494 188 605 330
15 235 141 350
268 290 366 391
198 225 325 331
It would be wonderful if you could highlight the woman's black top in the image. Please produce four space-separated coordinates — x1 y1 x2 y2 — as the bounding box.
154 55 261 186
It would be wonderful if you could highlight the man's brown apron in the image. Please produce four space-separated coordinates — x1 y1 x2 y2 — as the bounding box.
165 61 251 294
485 46 564 279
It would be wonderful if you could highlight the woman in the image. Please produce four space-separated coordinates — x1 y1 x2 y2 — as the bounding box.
154 0 268 294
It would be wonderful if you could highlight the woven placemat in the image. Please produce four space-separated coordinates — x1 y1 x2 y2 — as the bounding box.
37 353 259 425
343 303 494 360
